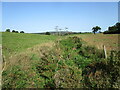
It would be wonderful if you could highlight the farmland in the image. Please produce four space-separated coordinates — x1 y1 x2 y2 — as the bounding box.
2 32 60 59
72 34 119 56
2 32 120 88
2 32 119 58
76 34 119 51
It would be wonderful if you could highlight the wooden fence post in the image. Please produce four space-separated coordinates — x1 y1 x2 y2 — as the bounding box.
103 45 107 59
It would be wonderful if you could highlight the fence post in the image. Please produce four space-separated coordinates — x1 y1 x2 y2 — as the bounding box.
103 45 107 59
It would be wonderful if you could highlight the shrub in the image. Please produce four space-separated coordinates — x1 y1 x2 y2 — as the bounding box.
2 66 28 88
15 31 19 33
46 32 50 35
20 31 24 33
5 29 10 32
3 36 119 88
79 46 104 59
12 30 16 33
82 50 120 88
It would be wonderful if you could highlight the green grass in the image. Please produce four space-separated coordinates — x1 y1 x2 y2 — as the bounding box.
2 32 59 58
2 33 120 88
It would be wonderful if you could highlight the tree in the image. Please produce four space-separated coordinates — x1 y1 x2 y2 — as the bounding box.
6 29 10 32
12 30 16 33
92 26 101 34
103 22 120 34
15 31 19 33
108 26 116 31
46 32 50 35
115 22 120 31
20 31 24 33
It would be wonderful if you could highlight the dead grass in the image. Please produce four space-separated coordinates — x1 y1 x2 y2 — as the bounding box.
74 34 119 54
4 41 55 71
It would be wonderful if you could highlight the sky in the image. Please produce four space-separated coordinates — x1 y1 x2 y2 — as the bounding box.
1 0 120 2
2 2 118 33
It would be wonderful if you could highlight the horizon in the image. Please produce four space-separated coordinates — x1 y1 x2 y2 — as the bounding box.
2 2 118 33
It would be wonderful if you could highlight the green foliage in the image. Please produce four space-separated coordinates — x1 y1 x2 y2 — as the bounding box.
103 22 120 34
57 36 120 88
59 36 82 50
2 36 120 88
79 46 104 59
12 30 21 33
92 26 101 34
15 31 19 33
20 31 24 33
2 66 28 88
12 30 24 33
45 32 50 35
12 30 15 32
5 29 10 32
82 51 120 88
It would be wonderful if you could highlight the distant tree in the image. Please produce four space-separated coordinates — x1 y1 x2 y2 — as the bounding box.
115 22 120 31
15 31 19 33
12 30 16 33
6 29 10 32
46 32 50 35
103 22 120 34
108 26 117 31
92 26 101 34
20 31 24 33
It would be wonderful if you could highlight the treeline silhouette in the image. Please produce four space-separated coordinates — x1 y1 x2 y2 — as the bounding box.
103 22 120 34
5 29 25 33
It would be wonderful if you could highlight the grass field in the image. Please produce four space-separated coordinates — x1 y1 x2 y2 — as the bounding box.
2 32 60 58
2 33 119 58
72 33 119 52
2 32 120 88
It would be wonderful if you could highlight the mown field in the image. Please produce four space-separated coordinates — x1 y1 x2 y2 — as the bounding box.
2 32 60 59
2 32 120 88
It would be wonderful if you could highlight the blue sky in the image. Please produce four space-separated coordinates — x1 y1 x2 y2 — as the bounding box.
2 2 118 33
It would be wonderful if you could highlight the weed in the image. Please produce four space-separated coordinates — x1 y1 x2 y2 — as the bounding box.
2 35 120 88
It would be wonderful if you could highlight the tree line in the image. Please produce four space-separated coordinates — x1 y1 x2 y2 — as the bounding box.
103 22 120 34
5 22 120 34
5 29 25 33
92 22 120 34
